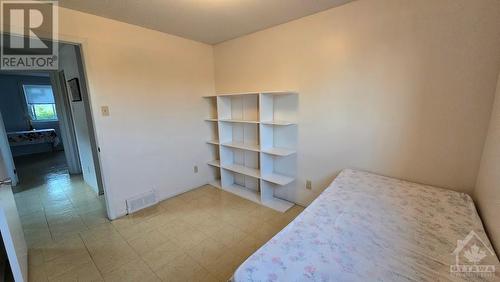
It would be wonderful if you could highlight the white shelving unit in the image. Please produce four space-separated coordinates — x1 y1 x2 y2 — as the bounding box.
204 91 297 212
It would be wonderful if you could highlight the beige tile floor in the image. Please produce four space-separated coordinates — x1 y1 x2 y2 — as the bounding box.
14 152 304 281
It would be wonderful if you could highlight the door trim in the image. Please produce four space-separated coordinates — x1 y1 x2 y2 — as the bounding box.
50 71 82 174
0 112 18 186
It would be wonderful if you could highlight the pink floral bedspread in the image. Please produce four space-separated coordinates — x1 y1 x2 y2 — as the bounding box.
234 169 500 282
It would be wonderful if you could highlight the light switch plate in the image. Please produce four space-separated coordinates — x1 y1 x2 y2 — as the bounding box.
101 106 110 116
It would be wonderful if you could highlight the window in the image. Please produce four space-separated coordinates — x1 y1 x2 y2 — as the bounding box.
23 85 58 121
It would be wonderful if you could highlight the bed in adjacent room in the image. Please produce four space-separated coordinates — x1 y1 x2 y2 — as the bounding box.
233 169 500 281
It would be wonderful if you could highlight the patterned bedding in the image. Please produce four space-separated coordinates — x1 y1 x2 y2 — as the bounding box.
233 169 500 282
7 129 60 147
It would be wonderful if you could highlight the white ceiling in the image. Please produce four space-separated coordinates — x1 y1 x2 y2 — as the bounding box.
57 0 355 44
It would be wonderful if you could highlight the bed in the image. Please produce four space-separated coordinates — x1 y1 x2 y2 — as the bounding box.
233 169 500 281
7 129 60 147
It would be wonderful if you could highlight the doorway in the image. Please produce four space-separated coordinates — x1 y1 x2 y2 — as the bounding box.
0 75 67 192
0 40 108 246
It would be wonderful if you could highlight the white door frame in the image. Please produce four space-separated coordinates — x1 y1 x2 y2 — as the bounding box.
0 111 18 186
0 185 28 282
73 45 105 195
50 71 82 174
0 139 27 282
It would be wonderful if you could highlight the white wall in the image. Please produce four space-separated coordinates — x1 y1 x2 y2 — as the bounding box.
474 73 500 253
58 44 98 192
55 7 215 219
214 0 500 205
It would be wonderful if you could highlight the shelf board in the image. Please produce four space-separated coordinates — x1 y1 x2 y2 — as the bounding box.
205 118 218 122
261 120 296 126
219 119 259 124
207 160 221 167
216 92 260 97
206 140 220 145
209 179 222 189
222 164 261 179
261 91 298 96
221 141 260 152
261 173 294 186
261 147 296 157
215 91 297 96
222 183 260 204
261 197 295 212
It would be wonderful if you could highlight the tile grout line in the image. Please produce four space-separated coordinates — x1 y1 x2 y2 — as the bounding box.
83 222 127 278
56 184 102 237
78 232 105 280
113 220 164 281
42 206 57 242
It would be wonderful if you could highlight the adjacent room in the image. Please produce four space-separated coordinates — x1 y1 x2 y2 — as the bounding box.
0 0 499 281
0 74 65 188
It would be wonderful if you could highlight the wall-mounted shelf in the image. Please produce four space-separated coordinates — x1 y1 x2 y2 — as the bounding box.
204 91 297 212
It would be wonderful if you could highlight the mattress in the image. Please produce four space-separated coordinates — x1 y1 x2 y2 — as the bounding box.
233 169 500 281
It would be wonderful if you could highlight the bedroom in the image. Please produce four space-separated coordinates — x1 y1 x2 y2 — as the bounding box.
0 0 499 281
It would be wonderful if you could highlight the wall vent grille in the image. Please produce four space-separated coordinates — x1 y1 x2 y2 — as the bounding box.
126 190 157 214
